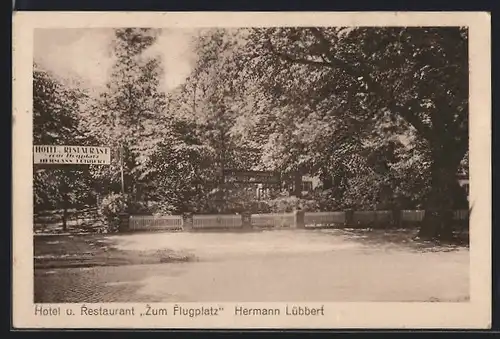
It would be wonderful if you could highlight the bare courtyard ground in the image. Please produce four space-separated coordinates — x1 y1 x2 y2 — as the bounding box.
34 229 469 303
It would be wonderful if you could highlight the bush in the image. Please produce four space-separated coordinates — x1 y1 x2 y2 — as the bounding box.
265 196 319 213
128 200 155 215
127 200 178 216
99 193 129 232
148 201 177 216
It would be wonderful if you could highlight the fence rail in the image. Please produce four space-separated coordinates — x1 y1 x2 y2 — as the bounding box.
401 210 425 222
400 210 468 222
251 213 295 228
454 210 469 220
304 211 346 228
353 210 393 224
129 215 183 231
192 214 243 229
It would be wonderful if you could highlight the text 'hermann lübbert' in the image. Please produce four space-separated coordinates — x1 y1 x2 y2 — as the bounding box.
234 305 325 316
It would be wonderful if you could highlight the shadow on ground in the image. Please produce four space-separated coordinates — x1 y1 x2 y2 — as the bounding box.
35 227 468 270
321 228 469 253
34 229 469 303
34 234 196 269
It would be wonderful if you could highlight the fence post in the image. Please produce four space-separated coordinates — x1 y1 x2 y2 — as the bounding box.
242 212 252 230
118 212 130 233
294 209 305 229
183 213 193 231
345 209 354 227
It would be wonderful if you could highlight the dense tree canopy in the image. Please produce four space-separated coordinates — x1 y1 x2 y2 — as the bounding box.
33 27 469 238
229 27 469 237
33 65 96 229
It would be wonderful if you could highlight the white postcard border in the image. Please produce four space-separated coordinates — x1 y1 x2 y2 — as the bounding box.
12 11 491 329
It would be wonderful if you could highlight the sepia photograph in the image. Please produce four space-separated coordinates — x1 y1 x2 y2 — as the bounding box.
32 24 472 303
12 11 491 329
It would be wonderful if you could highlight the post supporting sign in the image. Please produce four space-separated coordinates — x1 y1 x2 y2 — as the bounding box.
33 145 111 165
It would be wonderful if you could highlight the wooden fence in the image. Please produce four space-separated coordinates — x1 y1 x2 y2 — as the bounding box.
400 210 468 223
251 213 295 228
192 214 243 229
304 211 346 228
129 215 183 231
127 209 469 232
353 210 393 225
453 210 469 220
401 210 426 222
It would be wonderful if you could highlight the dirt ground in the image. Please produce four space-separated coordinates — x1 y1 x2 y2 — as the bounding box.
34 229 469 303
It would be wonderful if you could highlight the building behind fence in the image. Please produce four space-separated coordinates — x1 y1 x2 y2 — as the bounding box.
125 209 469 232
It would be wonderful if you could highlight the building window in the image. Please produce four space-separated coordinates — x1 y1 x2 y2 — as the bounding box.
301 181 313 192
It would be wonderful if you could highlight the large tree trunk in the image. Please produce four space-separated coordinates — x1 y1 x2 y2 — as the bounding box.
292 172 302 198
321 174 333 190
418 145 467 240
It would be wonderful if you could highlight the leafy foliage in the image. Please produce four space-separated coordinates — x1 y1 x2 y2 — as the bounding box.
231 27 467 210
34 27 469 239
33 65 96 224
81 28 167 197
98 193 129 232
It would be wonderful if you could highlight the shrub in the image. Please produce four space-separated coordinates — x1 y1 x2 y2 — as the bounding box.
99 193 129 232
151 201 178 215
128 200 154 215
127 200 178 216
265 196 319 213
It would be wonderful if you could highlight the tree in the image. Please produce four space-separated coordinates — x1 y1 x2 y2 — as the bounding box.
33 64 95 230
136 117 217 214
168 28 268 212
234 27 468 239
83 28 168 200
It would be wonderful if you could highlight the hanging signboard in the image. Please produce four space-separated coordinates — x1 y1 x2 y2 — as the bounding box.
224 169 280 184
33 145 111 165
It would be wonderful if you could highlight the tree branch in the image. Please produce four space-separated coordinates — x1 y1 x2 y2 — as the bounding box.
308 27 435 141
308 28 361 75
396 101 433 140
267 27 439 143
266 38 333 68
